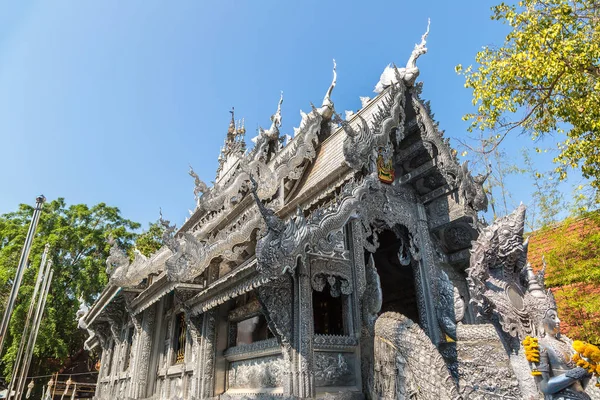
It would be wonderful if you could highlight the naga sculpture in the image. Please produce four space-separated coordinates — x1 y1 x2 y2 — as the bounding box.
373 312 461 399
249 174 308 276
375 18 430 92
188 165 209 208
437 271 458 341
251 91 284 163
316 59 337 121
159 208 179 254
105 235 129 278
467 204 598 399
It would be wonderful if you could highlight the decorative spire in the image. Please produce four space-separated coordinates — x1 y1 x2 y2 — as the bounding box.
227 107 235 139
217 108 247 179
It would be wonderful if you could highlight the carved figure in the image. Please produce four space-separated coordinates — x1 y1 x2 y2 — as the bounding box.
535 307 593 399
374 19 430 92
188 165 209 207
458 161 490 212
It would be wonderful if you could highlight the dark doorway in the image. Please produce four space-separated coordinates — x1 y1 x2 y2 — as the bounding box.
368 228 420 324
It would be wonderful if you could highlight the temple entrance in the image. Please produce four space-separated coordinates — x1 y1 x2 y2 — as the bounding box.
369 228 420 324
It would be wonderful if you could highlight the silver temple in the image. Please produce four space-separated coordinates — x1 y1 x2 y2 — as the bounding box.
79 27 600 400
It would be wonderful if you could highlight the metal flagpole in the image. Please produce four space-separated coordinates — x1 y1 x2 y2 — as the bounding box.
14 265 54 400
6 243 50 399
0 195 46 356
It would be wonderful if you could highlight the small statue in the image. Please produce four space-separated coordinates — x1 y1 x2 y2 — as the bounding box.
529 304 593 399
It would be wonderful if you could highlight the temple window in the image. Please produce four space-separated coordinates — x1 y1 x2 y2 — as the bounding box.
313 289 347 335
235 314 272 346
173 312 187 364
227 291 274 348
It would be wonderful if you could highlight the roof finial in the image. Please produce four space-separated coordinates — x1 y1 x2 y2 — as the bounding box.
406 18 430 71
271 91 284 128
318 59 337 120
322 59 337 108
228 107 235 135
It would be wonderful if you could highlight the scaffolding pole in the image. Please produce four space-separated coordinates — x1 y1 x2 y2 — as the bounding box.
6 244 51 399
0 195 46 356
14 265 54 400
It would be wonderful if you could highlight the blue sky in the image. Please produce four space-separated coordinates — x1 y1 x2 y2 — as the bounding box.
0 1 579 229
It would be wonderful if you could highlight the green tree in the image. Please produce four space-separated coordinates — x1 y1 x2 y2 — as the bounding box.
521 148 566 230
456 0 600 193
135 220 164 257
0 198 139 379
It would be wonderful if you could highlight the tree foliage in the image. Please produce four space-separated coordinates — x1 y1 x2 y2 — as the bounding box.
457 0 600 193
135 220 164 257
0 198 140 379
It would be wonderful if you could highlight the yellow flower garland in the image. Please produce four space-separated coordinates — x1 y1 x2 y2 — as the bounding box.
572 340 600 387
523 336 542 376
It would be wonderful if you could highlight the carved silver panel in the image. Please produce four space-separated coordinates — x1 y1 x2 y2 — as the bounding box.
227 355 285 389
314 352 356 387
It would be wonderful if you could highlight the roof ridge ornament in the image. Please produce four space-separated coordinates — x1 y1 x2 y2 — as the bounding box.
189 165 209 208
374 18 431 93
317 59 336 121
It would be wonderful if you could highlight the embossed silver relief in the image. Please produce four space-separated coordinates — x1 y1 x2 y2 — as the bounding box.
314 352 355 387
227 356 285 389
310 257 353 297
